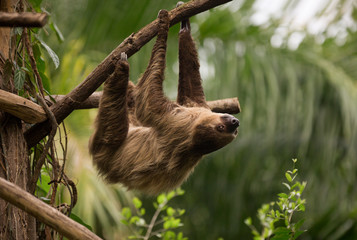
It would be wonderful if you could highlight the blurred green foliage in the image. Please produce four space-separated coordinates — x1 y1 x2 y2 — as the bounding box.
40 0 357 239
121 188 187 239
245 159 307 240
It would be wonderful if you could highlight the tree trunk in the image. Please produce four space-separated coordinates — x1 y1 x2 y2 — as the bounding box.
0 0 36 239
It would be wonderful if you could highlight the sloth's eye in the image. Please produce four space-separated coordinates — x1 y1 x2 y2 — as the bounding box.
217 125 225 132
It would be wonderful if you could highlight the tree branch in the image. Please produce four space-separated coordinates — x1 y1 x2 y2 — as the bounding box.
0 12 47 27
47 92 241 114
0 90 239 124
0 89 46 123
207 97 241 114
0 177 101 240
24 0 233 148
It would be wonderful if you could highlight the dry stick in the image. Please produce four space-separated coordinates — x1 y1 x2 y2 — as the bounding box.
24 0 233 148
0 177 101 240
0 12 47 27
48 92 241 114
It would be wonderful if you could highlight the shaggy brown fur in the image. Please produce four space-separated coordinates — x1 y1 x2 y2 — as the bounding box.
89 10 240 195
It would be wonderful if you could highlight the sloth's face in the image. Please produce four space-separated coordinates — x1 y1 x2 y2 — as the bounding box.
192 112 239 155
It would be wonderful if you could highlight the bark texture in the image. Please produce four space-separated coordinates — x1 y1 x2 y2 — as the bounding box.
0 178 101 240
0 12 47 27
0 1 36 238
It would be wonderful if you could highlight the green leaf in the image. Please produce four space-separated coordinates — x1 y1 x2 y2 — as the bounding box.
163 231 176 240
294 230 305 239
285 172 292 182
269 209 275 218
36 37 60 69
176 188 185 195
132 197 142 209
167 207 175 216
298 203 306 212
121 207 132 219
140 208 146 215
282 183 291 190
293 219 305 231
252 230 260 237
70 213 93 231
171 218 181 228
167 191 176 200
285 218 289 227
244 217 252 226
49 22 64 42
157 194 167 205
300 181 307 192
14 67 26 90
130 216 144 225
32 44 46 73
120 219 129 225
271 235 290 240
178 209 185 216
274 227 290 235
277 202 284 211
278 193 288 199
164 219 171 229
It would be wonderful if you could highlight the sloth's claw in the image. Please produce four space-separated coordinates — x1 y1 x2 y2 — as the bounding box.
176 1 184 7
120 52 128 61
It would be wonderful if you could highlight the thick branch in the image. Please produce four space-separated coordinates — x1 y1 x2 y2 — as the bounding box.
0 88 239 124
0 177 101 240
24 0 233 148
0 12 47 27
47 93 241 114
208 97 241 114
0 89 46 123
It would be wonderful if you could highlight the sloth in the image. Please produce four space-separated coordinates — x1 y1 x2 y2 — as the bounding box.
89 9 239 195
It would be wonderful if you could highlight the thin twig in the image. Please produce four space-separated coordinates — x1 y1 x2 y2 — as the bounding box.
144 202 166 240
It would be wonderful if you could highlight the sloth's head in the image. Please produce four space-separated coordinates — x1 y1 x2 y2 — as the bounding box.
192 112 239 155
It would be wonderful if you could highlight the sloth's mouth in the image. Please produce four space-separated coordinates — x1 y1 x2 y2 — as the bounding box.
233 129 238 136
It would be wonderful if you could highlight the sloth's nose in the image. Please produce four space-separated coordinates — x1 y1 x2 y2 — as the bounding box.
231 117 239 126
221 114 240 133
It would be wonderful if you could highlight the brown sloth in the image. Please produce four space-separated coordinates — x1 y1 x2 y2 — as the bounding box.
89 9 239 195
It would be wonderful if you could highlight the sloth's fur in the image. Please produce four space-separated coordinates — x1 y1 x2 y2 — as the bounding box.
89 10 239 195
